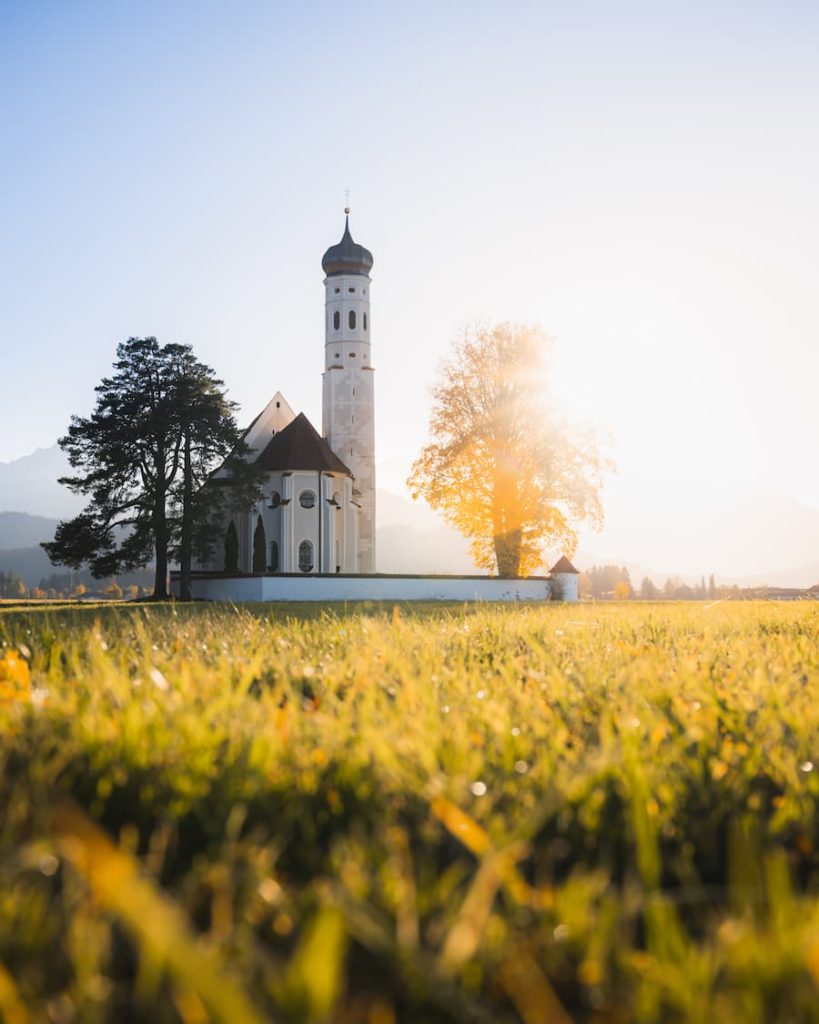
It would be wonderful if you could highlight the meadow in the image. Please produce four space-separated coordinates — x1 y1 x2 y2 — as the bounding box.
2 599 819 1023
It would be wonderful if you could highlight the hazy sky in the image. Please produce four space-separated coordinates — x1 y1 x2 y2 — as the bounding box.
2 2 818 572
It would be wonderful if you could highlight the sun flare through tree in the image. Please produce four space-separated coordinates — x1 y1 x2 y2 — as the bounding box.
409 323 607 576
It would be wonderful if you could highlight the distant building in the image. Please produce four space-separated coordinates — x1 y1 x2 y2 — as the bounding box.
193 213 375 576
175 213 577 603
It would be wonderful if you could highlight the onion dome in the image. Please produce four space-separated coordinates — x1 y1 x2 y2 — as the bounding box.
321 212 374 278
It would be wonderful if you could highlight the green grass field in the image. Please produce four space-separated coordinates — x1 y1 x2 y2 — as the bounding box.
2 600 819 1023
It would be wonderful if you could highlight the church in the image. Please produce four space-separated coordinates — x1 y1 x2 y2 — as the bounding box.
175 213 578 603
194 211 376 578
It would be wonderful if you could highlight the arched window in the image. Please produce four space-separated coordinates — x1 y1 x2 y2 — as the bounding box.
269 540 279 572
298 540 314 573
363 312 368 331
333 311 340 330
349 310 356 329
299 490 316 509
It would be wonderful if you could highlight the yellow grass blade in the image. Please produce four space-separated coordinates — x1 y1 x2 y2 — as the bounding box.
51 803 271 1024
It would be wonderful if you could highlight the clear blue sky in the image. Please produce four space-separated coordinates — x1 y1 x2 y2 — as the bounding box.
3 2 819 571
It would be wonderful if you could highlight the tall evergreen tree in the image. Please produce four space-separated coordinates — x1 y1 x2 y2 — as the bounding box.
43 337 258 599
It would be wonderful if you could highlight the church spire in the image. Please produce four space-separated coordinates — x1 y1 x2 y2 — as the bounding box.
321 213 373 278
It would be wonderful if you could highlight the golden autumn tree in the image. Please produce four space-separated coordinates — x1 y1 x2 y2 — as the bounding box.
408 323 606 577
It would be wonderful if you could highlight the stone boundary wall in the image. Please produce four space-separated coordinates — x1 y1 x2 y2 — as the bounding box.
172 572 553 603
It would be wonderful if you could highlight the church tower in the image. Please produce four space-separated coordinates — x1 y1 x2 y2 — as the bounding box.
321 211 376 572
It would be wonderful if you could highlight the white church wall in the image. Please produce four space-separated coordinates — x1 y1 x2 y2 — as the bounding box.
176 574 553 603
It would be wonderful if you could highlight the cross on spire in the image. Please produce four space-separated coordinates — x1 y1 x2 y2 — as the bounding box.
344 189 351 215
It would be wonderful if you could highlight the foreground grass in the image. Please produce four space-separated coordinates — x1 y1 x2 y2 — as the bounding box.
2 600 819 1022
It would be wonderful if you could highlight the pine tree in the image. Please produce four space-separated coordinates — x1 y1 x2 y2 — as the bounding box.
224 522 239 573
252 516 266 573
43 337 259 599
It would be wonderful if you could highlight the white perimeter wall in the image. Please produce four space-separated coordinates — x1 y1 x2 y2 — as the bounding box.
177 575 554 603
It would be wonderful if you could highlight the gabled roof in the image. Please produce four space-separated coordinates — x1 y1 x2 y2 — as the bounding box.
255 412 351 475
550 556 579 575
244 391 296 453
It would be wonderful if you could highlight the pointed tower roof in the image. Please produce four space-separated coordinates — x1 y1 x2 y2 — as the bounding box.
321 213 374 277
550 556 579 575
255 412 352 475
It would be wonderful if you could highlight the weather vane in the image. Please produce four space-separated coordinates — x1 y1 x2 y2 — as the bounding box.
344 189 351 215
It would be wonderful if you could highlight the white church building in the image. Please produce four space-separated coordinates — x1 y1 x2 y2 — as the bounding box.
172 213 578 602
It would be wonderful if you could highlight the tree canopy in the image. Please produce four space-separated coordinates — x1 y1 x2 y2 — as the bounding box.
408 323 606 577
43 337 259 599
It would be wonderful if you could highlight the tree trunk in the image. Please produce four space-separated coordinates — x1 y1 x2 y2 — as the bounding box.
153 523 169 598
180 433 192 600
493 528 522 577
153 472 169 600
492 456 522 577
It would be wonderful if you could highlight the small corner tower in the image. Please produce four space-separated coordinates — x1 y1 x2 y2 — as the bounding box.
549 556 580 602
321 210 376 572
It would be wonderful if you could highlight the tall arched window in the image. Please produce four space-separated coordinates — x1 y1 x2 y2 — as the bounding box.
298 540 314 573
269 540 279 573
333 311 340 330
349 310 356 329
363 312 368 331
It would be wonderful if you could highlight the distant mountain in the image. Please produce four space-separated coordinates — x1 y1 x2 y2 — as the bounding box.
375 489 476 574
0 512 59 587
0 546 59 586
0 511 59 549
0 446 83 518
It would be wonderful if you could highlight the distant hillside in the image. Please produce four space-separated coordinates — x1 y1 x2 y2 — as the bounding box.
375 488 476 574
0 445 83 518
0 511 59 549
0 545 59 586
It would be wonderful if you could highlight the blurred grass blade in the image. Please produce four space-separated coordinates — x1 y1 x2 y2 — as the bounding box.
51 803 271 1024
497 950 573 1024
0 962 28 1024
439 853 503 973
283 905 347 1022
